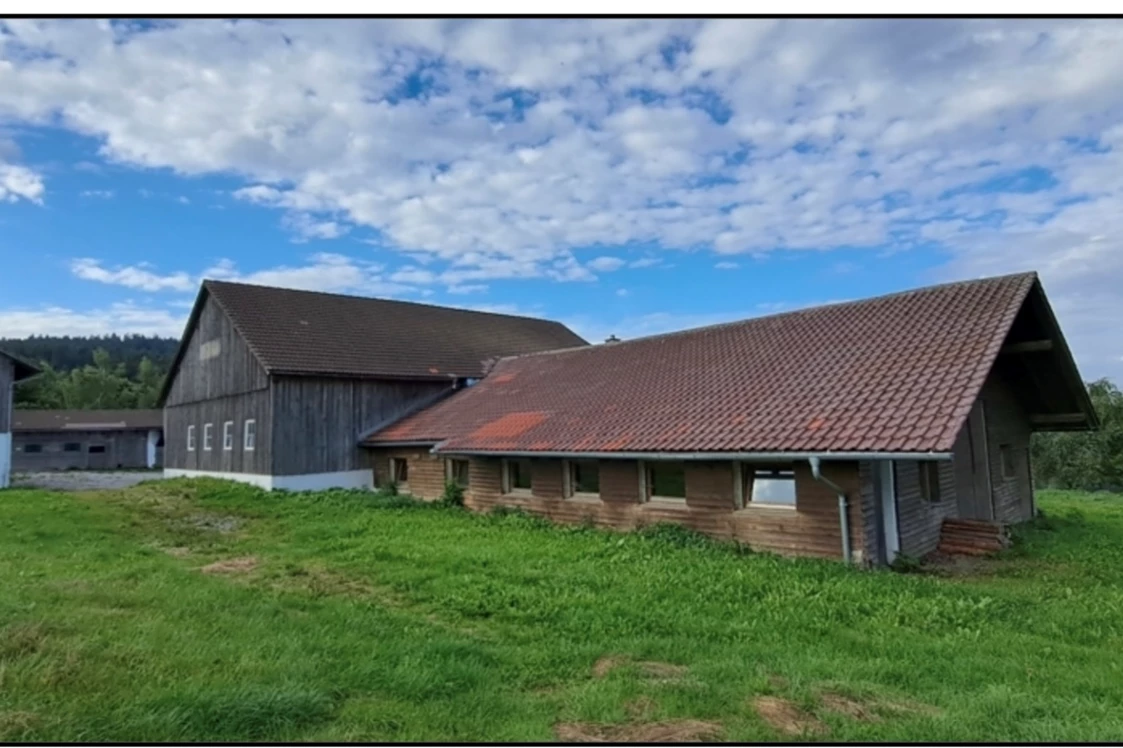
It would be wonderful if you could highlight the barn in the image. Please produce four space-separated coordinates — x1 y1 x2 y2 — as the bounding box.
0 348 40 488
10 410 164 471
158 280 587 490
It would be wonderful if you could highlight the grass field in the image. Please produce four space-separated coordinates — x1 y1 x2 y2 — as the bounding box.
2 479 1122 742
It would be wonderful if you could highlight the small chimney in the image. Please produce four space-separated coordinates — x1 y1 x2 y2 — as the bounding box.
604 334 621 344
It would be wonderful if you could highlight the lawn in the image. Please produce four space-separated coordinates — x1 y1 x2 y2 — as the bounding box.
1 480 1122 742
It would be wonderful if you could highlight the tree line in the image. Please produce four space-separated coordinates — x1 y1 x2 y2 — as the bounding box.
1032 378 1123 493
4 336 178 411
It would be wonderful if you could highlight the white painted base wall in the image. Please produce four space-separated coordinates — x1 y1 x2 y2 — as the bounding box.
163 468 374 492
0 433 11 489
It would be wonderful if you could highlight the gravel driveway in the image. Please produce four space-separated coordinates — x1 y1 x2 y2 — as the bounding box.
11 471 165 491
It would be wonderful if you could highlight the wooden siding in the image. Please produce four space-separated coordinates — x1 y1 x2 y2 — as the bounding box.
0 356 12 434
12 430 151 471
858 461 880 564
164 389 272 474
894 457 958 558
371 448 446 499
980 368 1035 523
419 455 869 562
164 294 268 407
271 377 449 476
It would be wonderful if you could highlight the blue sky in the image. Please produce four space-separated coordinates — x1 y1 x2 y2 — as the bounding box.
0 19 1120 379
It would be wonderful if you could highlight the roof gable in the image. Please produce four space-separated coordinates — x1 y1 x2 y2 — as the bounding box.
159 280 588 404
366 272 1086 456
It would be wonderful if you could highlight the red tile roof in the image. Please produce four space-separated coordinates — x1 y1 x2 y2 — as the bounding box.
365 272 1044 455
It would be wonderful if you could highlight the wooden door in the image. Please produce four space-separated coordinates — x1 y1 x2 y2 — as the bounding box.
954 400 994 520
87 444 109 470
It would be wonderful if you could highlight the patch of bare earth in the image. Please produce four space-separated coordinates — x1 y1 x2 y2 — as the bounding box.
555 720 722 742
162 546 192 558
753 696 828 736
200 556 258 574
0 711 40 738
819 692 882 722
592 656 689 683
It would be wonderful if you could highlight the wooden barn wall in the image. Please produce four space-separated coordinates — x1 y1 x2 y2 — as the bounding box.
894 457 958 558
164 389 272 474
164 295 268 407
858 461 881 564
0 357 12 433
271 378 449 476
979 369 1035 523
367 451 867 562
12 430 151 471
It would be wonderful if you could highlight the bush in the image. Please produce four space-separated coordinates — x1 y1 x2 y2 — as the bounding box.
436 481 465 508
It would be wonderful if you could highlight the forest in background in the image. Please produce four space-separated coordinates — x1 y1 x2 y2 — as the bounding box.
1 335 178 411
0 334 1119 492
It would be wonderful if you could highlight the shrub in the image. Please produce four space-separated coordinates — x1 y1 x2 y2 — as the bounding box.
889 553 925 574
436 481 465 509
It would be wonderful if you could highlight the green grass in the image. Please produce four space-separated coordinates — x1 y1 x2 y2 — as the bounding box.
1 481 1122 742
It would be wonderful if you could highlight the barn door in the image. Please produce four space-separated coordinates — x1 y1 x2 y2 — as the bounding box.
87 444 109 470
954 400 994 520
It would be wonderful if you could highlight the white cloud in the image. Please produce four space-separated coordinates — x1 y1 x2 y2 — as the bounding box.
616 288 629 297
70 258 195 292
80 189 114 198
0 302 186 338
202 252 411 296
588 256 626 272
715 261 739 270
2 20 1123 375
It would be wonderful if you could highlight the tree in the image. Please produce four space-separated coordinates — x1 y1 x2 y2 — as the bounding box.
1032 378 1123 492
13 349 168 411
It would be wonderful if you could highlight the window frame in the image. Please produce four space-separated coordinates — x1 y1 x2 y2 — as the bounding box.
445 458 469 488
203 423 213 452
563 459 601 500
502 458 533 496
187 425 196 452
88 444 107 454
919 462 942 503
63 442 82 453
645 460 687 503
22 443 43 454
244 420 256 452
746 466 797 508
222 421 234 451
999 444 1017 481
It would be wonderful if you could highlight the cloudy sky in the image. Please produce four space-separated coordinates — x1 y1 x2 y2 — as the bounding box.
0 18 1120 379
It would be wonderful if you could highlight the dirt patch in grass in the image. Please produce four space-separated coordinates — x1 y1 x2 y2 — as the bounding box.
200 556 259 574
555 719 722 742
161 546 192 558
269 564 374 598
592 656 689 683
753 696 828 736
0 622 48 659
624 696 658 722
819 692 882 722
0 711 40 738
877 697 943 718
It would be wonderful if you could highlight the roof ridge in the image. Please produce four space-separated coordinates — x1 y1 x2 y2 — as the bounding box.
500 271 1039 362
202 278 577 329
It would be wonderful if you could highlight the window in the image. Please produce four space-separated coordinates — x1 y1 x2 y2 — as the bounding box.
223 421 234 451
23 444 43 454
749 468 797 507
565 460 600 498
390 458 409 487
647 462 686 501
88 445 106 454
502 458 533 495
63 442 82 452
244 420 256 451
1000 444 1017 480
187 425 196 452
446 458 469 488
203 423 213 451
920 462 942 503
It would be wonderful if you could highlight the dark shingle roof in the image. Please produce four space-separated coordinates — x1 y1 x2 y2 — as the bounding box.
183 280 588 382
13 409 164 432
365 272 1082 455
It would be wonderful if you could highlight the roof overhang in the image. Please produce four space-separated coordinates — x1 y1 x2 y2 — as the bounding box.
1 349 41 383
430 447 954 462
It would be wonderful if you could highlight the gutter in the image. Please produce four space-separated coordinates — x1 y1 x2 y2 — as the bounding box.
433 448 953 462
808 456 852 565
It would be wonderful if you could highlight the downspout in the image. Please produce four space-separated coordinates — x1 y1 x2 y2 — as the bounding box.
809 456 851 564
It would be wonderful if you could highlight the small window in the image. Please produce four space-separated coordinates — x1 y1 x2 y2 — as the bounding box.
503 458 533 494
63 442 82 453
647 462 686 501
223 421 234 451
567 460 600 497
446 458 469 488
920 462 942 503
203 423 213 451
750 468 797 506
244 420 256 451
1000 444 1017 480
187 425 196 452
23 444 43 454
390 457 409 487
88 445 106 454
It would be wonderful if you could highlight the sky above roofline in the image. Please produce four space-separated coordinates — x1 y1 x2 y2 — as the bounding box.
0 19 1120 380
